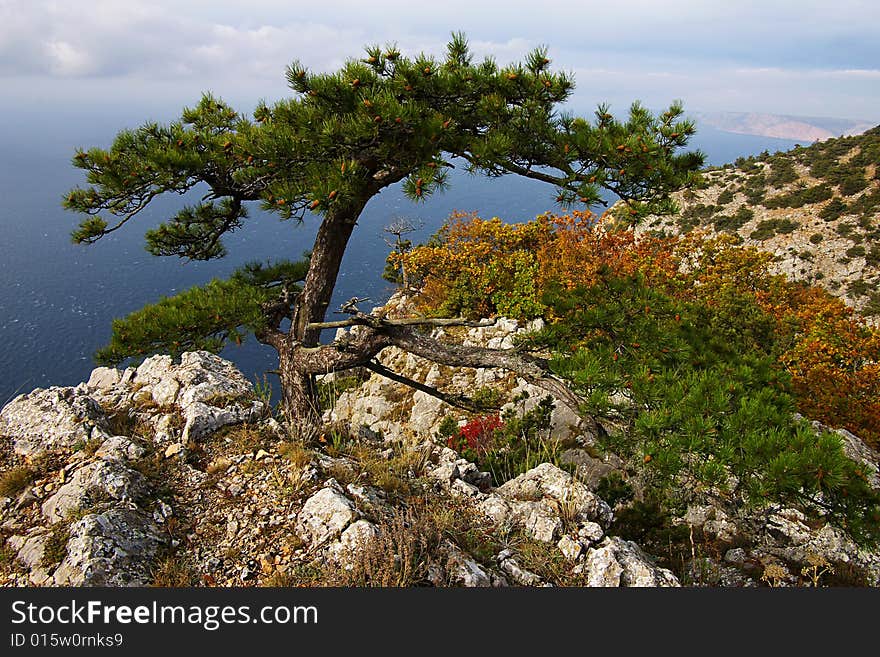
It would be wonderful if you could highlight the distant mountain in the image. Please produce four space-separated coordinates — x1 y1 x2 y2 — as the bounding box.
630 125 880 318
693 111 874 143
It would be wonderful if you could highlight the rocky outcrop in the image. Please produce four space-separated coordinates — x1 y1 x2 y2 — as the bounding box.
41 458 149 522
52 508 166 586
1 351 266 587
295 482 360 547
3 341 878 588
327 315 585 444
577 537 680 587
0 387 110 457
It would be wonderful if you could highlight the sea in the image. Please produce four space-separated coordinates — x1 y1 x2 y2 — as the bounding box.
0 106 800 406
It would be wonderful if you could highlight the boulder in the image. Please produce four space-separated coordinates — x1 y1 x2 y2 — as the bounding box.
559 449 624 490
580 537 680 587
0 387 109 457
496 463 613 527
42 460 149 522
182 400 264 442
52 508 166 586
497 551 543 586
327 520 381 565
94 436 146 462
558 535 584 561
295 487 358 547
508 500 564 543
87 367 122 390
443 541 496 587
8 531 52 585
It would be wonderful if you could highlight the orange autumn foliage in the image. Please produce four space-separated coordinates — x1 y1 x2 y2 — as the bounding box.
400 212 880 447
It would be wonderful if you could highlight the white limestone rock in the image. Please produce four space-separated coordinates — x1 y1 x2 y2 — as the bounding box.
87 367 122 390
94 436 146 462
182 400 264 443
0 387 109 457
295 487 359 547
52 508 166 586
496 463 613 527
41 460 149 522
327 520 381 565
443 541 495 587
558 535 584 561
581 537 680 587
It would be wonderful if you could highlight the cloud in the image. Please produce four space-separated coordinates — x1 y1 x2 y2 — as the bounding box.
1 0 878 120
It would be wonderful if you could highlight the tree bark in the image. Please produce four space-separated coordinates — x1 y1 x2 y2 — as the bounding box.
277 199 371 430
291 201 369 347
278 350 321 438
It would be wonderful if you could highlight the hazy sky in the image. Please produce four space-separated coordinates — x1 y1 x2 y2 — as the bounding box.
2 0 879 121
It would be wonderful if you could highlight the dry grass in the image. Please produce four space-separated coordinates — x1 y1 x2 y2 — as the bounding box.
41 523 70 570
320 496 504 587
323 460 359 487
0 466 34 498
322 504 443 586
152 555 198 587
277 441 313 469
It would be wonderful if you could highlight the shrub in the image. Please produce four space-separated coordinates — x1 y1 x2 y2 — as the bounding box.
713 206 753 233
764 184 833 209
847 279 870 298
405 212 880 460
846 245 866 259
538 271 880 542
749 217 799 240
447 414 503 458
478 397 565 484
766 157 798 187
820 198 848 222
716 188 735 205
840 173 868 196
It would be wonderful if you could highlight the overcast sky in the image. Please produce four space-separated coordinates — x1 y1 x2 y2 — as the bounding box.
1 0 879 122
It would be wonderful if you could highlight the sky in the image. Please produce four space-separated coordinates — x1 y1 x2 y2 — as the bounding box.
1 0 879 122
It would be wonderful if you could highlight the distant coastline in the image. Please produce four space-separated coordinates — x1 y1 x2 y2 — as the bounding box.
693 111 874 143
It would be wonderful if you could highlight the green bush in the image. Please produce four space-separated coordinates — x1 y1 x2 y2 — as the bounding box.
535 271 880 543
848 279 870 298
846 245 866 259
717 188 735 205
749 218 799 241
764 184 833 209
840 172 868 196
766 157 798 188
835 222 855 238
820 198 848 222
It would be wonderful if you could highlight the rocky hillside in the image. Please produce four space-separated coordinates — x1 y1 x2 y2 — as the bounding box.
633 125 880 318
3 298 880 587
693 111 873 142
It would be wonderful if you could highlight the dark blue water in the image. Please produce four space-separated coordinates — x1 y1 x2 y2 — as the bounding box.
0 107 799 404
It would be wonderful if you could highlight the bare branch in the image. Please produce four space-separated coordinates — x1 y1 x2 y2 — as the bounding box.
307 314 497 330
363 360 487 412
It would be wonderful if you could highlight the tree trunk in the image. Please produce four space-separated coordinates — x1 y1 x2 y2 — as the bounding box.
278 349 321 439
279 199 370 430
292 202 367 347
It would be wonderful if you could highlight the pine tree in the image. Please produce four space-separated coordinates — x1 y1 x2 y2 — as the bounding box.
65 33 703 432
